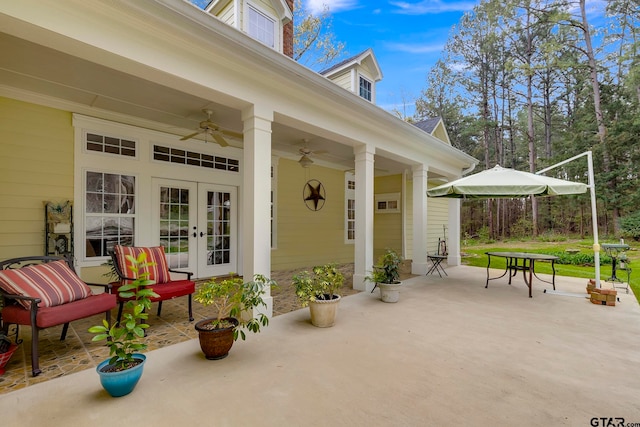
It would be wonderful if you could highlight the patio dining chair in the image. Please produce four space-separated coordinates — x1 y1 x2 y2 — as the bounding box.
110 246 195 326
427 239 448 278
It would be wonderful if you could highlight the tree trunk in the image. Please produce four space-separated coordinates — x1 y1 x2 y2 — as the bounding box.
580 0 618 234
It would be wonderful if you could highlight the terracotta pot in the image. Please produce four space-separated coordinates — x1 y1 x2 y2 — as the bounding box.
0 343 18 375
309 294 341 328
195 317 239 360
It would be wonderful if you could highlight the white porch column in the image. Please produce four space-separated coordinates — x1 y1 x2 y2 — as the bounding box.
353 144 375 291
412 164 429 275
241 105 273 317
447 199 461 266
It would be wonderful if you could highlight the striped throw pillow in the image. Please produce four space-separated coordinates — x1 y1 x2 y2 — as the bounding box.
113 246 171 284
0 260 92 309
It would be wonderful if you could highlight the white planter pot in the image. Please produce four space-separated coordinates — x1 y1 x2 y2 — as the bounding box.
379 282 402 303
309 295 341 327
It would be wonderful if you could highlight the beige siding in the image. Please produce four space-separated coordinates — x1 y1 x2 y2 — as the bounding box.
427 197 449 255
359 64 375 82
329 70 353 92
0 97 73 259
218 1 236 26
432 123 451 145
373 175 402 260
271 158 354 270
253 0 277 15
404 179 450 262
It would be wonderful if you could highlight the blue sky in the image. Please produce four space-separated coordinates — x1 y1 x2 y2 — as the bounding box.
305 0 475 116
305 0 608 117
189 0 608 118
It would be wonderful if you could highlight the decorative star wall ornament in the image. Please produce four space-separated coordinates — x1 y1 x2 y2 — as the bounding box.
303 179 326 211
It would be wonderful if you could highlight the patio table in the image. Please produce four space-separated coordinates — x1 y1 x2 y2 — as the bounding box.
485 251 559 298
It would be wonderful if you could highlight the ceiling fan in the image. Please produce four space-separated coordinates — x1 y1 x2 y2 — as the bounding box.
180 109 242 147
297 140 328 168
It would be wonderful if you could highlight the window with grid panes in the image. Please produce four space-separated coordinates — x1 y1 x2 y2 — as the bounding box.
248 5 275 48
85 172 135 257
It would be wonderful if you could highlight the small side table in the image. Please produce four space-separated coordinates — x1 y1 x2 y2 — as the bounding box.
427 255 447 278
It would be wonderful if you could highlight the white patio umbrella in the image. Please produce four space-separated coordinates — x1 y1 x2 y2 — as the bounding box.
426 165 587 199
428 157 601 288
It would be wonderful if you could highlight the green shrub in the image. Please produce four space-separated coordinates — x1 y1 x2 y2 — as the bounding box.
540 250 611 266
537 231 568 242
509 218 533 238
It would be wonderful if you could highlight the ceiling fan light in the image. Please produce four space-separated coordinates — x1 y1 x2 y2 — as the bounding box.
299 154 314 168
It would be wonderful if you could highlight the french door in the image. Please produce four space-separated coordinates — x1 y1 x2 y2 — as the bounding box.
152 179 237 278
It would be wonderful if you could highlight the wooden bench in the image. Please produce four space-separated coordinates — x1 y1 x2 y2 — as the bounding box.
0 255 116 376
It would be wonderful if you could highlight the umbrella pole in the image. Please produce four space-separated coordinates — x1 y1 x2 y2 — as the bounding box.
537 151 600 288
587 152 601 288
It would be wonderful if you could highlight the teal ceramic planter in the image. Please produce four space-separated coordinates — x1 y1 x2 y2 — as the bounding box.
96 354 146 397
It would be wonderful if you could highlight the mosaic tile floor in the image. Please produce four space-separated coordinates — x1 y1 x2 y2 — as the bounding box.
0 264 362 395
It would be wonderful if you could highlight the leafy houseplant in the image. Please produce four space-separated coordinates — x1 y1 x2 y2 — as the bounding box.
293 263 344 327
88 252 159 396
193 274 274 359
365 249 403 303
366 248 403 285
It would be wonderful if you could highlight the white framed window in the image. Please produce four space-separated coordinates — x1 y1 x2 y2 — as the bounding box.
375 192 400 213
84 171 136 258
359 76 372 102
345 172 355 243
248 4 275 48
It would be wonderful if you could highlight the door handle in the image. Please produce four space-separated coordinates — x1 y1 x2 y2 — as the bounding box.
200 232 204 237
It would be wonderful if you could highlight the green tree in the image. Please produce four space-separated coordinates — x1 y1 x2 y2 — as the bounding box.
293 0 346 68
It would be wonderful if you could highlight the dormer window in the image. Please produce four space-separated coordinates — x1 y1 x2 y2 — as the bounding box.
248 5 275 48
359 76 372 102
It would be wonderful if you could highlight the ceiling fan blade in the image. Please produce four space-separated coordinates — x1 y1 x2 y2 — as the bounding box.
221 129 243 139
313 150 329 155
212 132 229 147
180 131 202 141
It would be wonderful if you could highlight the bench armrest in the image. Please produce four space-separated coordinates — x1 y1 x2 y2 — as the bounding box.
168 269 193 280
85 282 114 294
2 293 42 305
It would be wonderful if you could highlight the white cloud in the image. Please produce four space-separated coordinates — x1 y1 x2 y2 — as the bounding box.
385 41 444 54
306 0 360 15
389 0 476 14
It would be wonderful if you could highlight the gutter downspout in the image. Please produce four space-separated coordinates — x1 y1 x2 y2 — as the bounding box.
462 162 477 176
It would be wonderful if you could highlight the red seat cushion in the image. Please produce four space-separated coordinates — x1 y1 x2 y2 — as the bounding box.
0 260 92 309
113 246 171 284
112 279 195 303
1 292 116 328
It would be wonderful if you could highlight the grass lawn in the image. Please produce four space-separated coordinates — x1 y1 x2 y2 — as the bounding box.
461 238 639 304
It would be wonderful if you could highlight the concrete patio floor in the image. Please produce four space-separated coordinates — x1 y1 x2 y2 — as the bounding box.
2 265 640 426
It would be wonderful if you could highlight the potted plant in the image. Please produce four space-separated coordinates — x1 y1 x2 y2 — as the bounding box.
88 252 159 397
0 330 18 375
293 263 344 327
365 248 403 303
193 273 274 360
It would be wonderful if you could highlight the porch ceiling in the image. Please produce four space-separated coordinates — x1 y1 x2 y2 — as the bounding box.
1 30 423 177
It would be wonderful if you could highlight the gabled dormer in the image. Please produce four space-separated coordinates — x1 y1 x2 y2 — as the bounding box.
320 49 383 103
207 0 294 57
414 117 452 145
